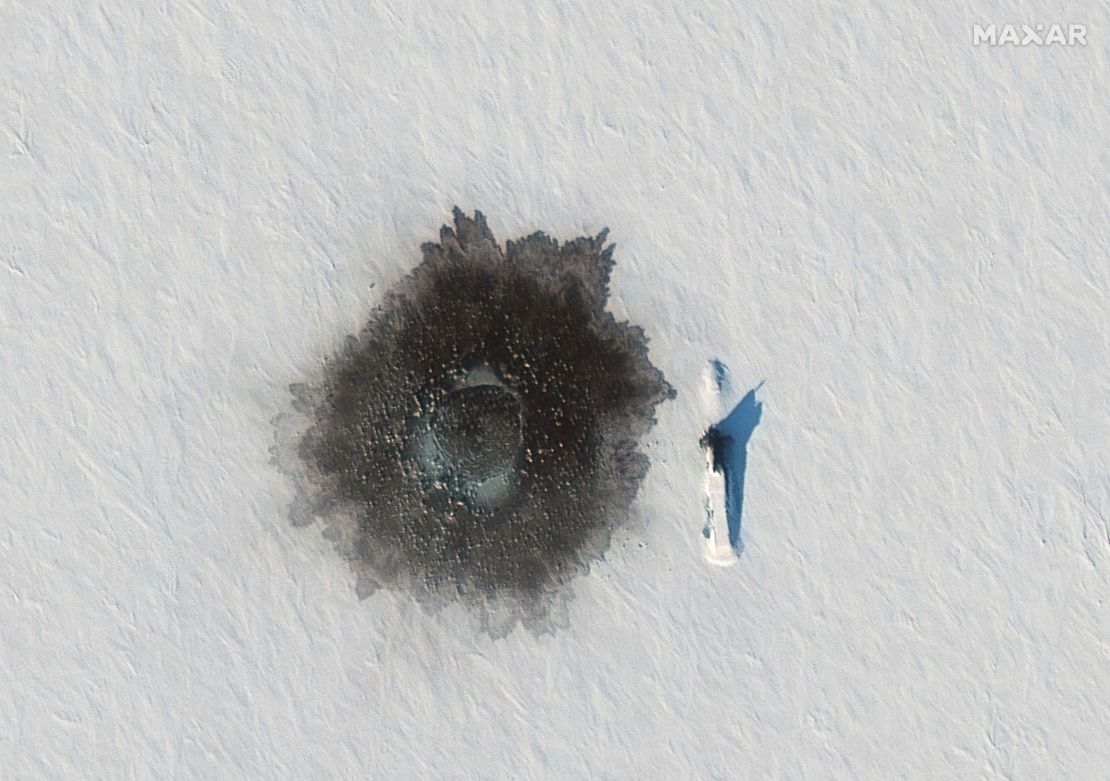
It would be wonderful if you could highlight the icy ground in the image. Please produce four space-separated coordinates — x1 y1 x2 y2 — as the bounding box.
2 1 1107 777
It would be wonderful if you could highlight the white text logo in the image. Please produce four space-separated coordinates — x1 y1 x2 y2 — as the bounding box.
973 24 1087 46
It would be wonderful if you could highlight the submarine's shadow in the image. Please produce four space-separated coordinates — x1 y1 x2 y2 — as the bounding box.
713 383 763 550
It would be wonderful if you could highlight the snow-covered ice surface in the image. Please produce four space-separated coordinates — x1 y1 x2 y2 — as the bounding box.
2 1 1107 777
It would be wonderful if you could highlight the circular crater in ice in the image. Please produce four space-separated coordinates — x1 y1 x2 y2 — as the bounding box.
284 208 674 634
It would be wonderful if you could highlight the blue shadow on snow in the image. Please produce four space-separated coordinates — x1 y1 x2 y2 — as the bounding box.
704 381 764 550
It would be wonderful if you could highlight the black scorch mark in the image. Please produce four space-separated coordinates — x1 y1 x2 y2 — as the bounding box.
279 209 674 635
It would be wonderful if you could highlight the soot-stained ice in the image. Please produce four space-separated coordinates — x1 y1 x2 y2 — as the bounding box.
281 208 674 634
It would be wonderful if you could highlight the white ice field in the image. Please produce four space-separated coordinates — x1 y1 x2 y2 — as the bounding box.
2 1 1107 778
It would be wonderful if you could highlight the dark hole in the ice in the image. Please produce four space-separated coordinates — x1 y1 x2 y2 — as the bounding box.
433 385 522 478
409 371 525 511
705 381 763 550
288 208 674 632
